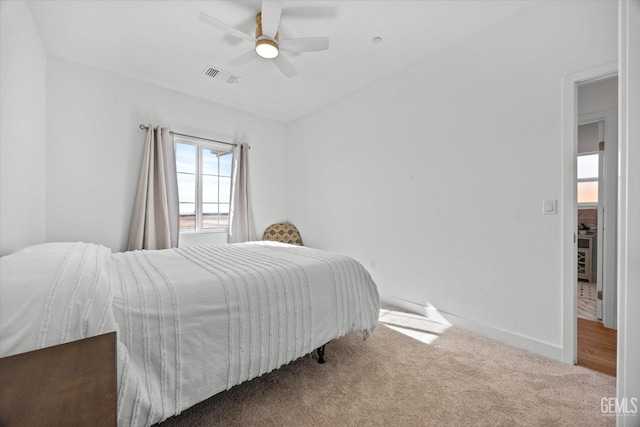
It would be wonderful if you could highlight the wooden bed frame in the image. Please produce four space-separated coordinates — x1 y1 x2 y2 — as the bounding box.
0 332 117 427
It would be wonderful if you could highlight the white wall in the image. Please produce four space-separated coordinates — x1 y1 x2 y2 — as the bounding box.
579 76 618 116
46 56 288 252
286 1 617 358
0 0 47 256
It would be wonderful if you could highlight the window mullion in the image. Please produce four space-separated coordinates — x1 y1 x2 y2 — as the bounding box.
196 147 203 232
217 156 221 228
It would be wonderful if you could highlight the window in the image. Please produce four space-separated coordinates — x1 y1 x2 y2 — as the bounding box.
175 138 233 232
577 152 598 205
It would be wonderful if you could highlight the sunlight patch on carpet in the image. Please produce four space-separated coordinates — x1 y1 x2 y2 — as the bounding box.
378 309 451 345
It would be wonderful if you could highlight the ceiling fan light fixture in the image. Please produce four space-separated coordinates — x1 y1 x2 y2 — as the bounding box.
255 37 279 59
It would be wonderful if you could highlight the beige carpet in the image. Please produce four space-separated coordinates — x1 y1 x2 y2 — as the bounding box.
157 318 616 427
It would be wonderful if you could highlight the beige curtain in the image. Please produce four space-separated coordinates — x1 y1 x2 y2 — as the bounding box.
127 125 179 250
228 143 256 243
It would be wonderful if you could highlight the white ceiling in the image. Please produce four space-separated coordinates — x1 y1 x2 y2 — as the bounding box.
27 0 540 123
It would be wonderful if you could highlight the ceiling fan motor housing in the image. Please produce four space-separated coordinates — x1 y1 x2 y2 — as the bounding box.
255 12 279 58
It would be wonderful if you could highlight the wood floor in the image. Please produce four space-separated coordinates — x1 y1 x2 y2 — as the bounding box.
577 317 617 377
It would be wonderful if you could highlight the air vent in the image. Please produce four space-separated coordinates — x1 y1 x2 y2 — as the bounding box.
202 66 240 85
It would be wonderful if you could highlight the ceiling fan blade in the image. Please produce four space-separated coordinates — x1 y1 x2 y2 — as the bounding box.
272 53 297 78
199 12 254 43
229 50 257 67
279 37 329 53
260 0 282 39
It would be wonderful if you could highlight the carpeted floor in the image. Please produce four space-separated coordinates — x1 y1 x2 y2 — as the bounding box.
157 310 616 427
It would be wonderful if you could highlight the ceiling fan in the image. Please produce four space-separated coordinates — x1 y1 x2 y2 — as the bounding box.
199 0 329 77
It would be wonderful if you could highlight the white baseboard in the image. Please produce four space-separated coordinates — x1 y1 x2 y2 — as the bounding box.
380 294 563 362
380 294 451 326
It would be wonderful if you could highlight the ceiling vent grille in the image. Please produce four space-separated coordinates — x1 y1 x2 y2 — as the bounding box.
202 66 240 85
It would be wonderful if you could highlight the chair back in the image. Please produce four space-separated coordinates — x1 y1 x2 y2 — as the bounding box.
262 223 302 246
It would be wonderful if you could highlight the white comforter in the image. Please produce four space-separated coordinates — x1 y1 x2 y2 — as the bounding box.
0 241 379 426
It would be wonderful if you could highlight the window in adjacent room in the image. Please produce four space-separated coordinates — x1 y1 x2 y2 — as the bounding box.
577 152 598 205
175 137 232 232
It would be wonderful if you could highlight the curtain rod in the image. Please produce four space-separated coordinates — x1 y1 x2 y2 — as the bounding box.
139 124 238 148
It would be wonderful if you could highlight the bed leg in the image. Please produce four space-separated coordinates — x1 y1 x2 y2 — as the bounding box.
316 345 326 364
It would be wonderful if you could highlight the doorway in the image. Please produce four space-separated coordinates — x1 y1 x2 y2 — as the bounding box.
575 76 618 376
576 121 600 322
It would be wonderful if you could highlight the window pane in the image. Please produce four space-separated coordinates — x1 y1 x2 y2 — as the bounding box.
219 177 231 203
180 215 196 231
577 154 598 179
578 181 598 204
176 140 232 233
203 175 219 203
203 203 219 229
203 203 219 214
179 202 195 215
179 203 195 231
202 215 219 229
177 172 196 203
175 143 196 174
202 149 219 175
219 153 232 177
219 204 229 228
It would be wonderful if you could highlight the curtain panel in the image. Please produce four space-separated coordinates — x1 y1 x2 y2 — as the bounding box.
228 143 256 243
127 125 179 251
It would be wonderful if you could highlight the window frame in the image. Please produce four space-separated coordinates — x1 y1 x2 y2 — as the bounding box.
174 136 233 234
577 151 599 207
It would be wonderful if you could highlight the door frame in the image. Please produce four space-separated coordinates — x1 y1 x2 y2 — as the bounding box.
617 0 640 412
561 61 617 365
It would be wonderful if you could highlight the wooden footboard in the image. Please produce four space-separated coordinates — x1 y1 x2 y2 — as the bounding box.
0 332 117 427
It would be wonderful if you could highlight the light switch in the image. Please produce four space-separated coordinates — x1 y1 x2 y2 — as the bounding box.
543 199 557 215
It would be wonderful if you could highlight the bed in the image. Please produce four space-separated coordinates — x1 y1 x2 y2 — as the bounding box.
0 241 379 426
